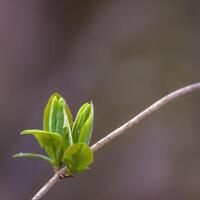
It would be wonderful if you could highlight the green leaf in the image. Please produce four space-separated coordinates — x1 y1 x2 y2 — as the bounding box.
55 98 65 135
72 103 88 142
43 93 59 132
72 102 94 144
55 99 73 150
63 100 73 128
63 143 93 174
13 153 54 165
78 102 94 144
63 110 73 149
21 129 62 165
43 93 73 134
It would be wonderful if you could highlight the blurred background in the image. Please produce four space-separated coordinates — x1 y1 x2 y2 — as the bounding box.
0 0 200 199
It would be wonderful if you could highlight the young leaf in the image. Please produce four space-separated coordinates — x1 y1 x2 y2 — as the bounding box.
55 98 65 135
62 105 73 149
63 143 93 174
78 102 94 144
43 93 59 132
53 99 74 150
13 153 54 166
72 102 94 144
72 103 89 142
63 100 73 129
21 129 62 165
43 93 73 134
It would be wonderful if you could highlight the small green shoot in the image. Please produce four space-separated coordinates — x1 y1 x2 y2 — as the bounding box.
13 93 94 175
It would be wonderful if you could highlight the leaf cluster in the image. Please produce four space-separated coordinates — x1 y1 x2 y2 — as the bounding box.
13 93 94 174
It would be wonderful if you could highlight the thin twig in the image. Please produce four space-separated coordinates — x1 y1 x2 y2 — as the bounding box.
32 82 200 200
32 168 69 200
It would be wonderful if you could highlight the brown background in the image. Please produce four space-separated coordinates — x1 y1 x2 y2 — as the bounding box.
0 0 200 199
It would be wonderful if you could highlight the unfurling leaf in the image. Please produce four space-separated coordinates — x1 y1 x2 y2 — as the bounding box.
63 143 93 174
78 102 94 144
63 104 73 149
13 153 54 165
43 93 73 135
21 129 62 165
72 102 94 144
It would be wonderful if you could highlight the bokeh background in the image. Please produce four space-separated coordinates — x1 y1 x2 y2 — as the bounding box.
0 0 200 199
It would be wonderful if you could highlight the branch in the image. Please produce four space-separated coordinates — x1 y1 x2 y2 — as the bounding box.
32 168 65 200
32 82 200 200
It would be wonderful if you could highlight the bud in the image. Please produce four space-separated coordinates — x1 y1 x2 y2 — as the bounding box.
72 102 94 144
43 93 73 135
